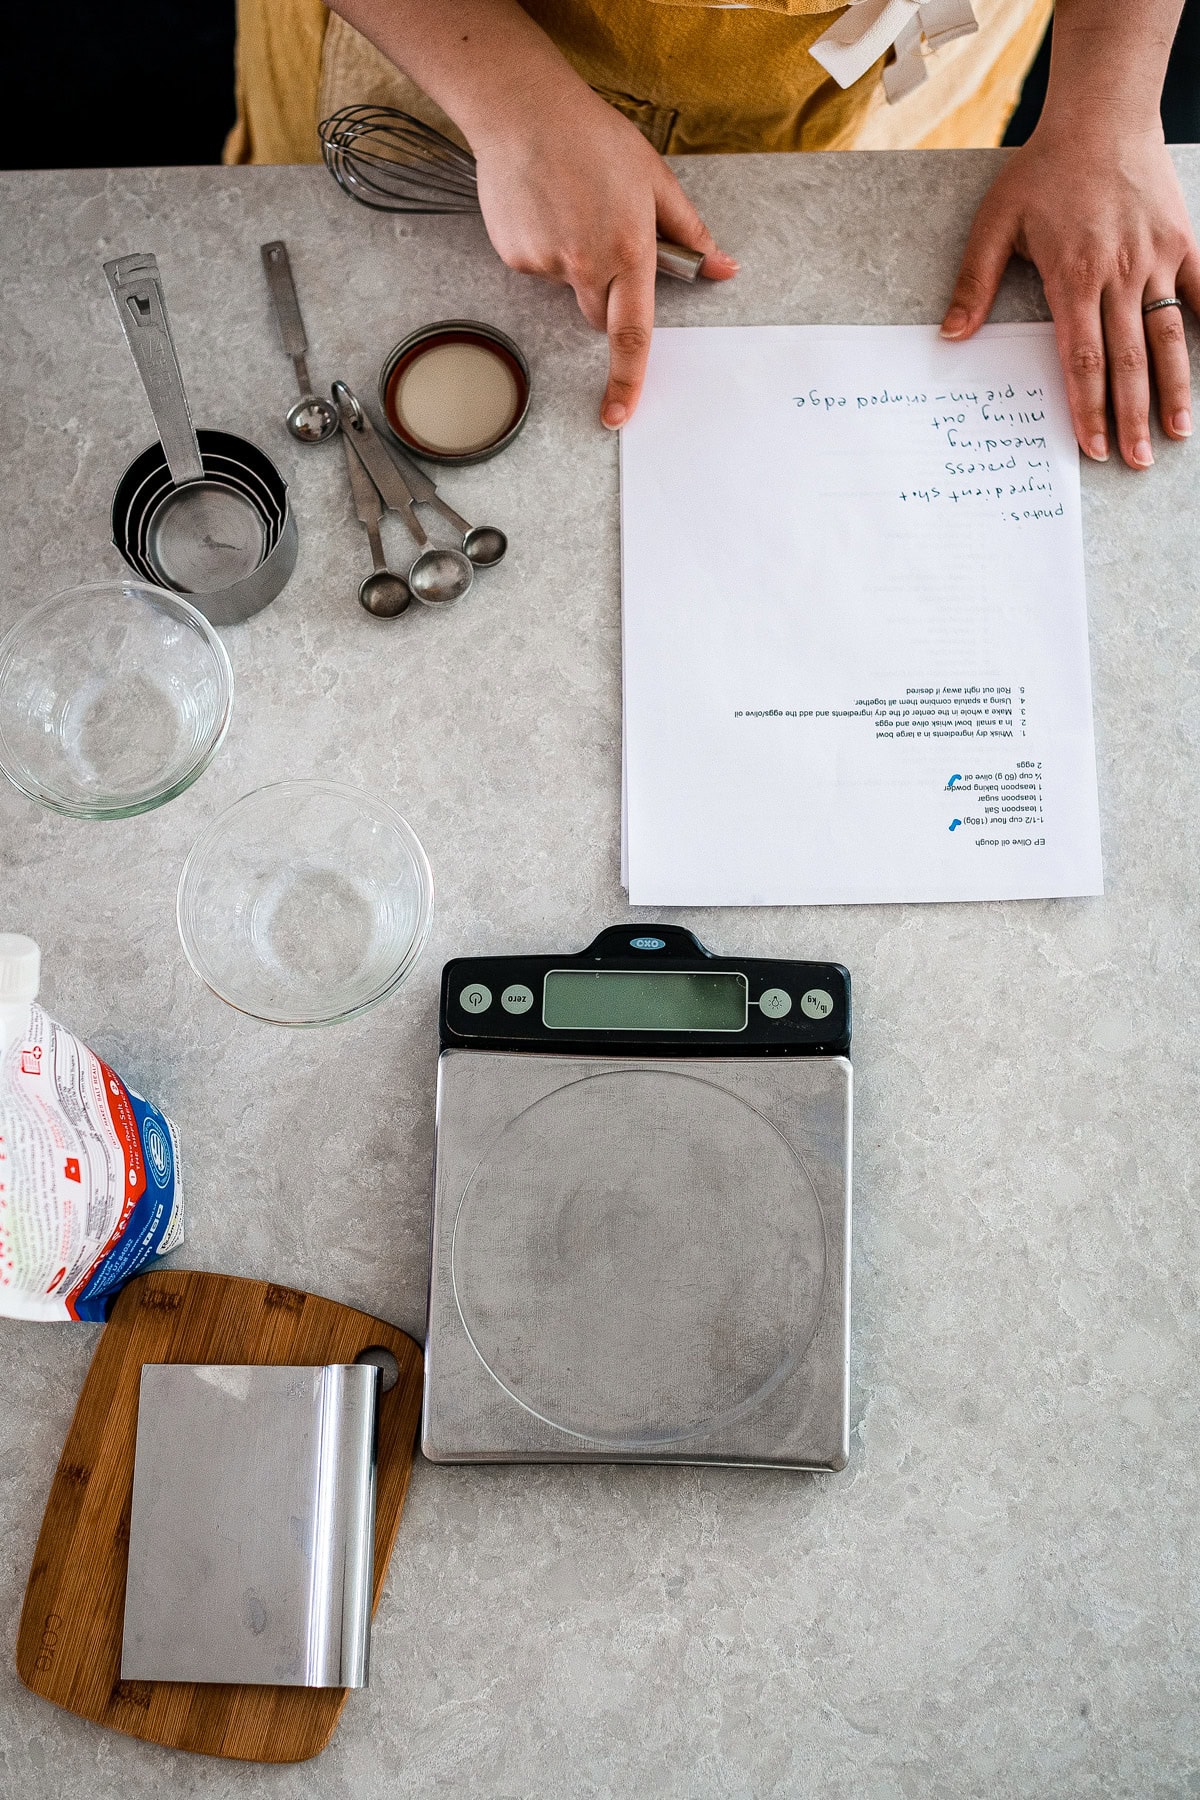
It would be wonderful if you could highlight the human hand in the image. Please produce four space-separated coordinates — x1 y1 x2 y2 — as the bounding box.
941 127 1199 468
471 84 737 428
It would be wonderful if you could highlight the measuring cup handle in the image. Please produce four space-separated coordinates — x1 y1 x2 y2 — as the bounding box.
103 253 205 486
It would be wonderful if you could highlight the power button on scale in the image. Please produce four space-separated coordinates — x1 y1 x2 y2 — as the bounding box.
459 983 492 1014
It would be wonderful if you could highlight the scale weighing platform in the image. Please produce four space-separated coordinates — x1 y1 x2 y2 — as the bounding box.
423 925 852 1470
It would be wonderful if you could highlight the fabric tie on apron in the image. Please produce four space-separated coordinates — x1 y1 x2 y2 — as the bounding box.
810 0 978 102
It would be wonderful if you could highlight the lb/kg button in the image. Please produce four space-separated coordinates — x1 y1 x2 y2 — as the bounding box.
800 988 834 1021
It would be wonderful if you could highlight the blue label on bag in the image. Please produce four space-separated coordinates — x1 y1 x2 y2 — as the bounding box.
69 1086 183 1322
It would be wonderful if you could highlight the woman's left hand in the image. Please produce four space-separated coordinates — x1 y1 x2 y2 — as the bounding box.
941 126 1200 468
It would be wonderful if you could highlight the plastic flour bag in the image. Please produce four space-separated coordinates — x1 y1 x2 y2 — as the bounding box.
0 934 183 1321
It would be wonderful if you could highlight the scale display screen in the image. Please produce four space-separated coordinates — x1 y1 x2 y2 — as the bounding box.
542 969 747 1033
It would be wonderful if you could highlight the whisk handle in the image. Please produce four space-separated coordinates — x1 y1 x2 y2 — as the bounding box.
656 240 704 282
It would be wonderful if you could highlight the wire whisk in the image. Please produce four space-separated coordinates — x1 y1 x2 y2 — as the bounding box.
319 105 480 214
318 103 704 281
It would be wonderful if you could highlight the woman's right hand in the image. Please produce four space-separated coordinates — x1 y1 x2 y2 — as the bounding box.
471 83 738 428
327 0 735 425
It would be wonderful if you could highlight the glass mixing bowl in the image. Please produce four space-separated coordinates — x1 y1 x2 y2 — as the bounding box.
177 780 434 1026
0 580 233 819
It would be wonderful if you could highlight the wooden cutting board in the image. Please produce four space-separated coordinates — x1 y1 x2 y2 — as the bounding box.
16 1269 424 1763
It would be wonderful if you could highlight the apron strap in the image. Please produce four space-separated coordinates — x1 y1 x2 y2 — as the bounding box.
810 0 978 100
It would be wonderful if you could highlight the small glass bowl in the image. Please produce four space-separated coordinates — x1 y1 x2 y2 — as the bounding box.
0 580 233 819
177 780 434 1026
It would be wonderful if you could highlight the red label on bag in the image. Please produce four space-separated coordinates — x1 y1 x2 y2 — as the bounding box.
62 1061 147 1317
100 1060 146 1205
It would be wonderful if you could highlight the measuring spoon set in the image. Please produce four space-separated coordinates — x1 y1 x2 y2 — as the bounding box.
260 240 507 617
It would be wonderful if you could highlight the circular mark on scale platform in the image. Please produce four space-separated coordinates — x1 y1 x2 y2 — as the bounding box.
450 1068 827 1447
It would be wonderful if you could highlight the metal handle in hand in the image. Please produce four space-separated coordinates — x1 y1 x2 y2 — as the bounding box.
656 242 704 282
103 252 205 486
317 107 705 282
260 240 314 395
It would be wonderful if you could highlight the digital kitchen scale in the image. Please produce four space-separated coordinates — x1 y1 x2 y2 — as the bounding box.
423 925 852 1470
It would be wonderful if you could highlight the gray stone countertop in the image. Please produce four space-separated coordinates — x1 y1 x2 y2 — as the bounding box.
1 151 1198 1798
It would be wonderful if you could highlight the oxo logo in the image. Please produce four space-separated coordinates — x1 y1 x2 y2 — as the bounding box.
33 1613 63 1672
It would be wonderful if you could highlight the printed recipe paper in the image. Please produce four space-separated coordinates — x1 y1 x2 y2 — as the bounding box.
620 323 1103 906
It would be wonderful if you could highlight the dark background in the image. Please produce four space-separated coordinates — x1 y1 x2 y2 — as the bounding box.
5 1 1199 169
1008 5 1200 145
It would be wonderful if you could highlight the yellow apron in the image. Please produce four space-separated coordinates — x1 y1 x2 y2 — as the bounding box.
225 0 1051 165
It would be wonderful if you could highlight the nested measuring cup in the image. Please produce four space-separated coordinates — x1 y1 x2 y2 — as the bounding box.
104 253 297 627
